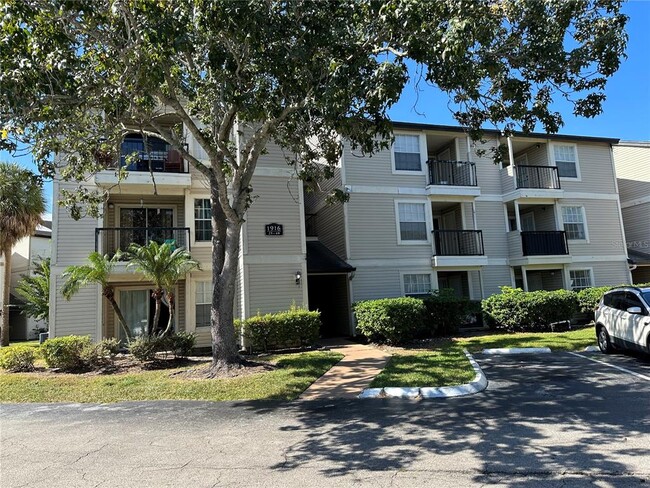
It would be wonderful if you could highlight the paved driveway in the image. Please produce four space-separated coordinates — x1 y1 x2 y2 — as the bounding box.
1 351 649 487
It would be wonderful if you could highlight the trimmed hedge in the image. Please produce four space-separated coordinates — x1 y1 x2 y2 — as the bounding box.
354 297 427 345
237 307 320 352
576 286 613 315
482 287 579 331
422 289 481 337
0 345 37 372
127 332 196 362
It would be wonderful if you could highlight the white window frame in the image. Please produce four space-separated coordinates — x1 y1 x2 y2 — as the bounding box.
194 279 212 328
561 205 589 242
550 142 581 181
568 268 594 291
400 271 435 297
394 199 432 245
391 131 426 175
193 197 212 247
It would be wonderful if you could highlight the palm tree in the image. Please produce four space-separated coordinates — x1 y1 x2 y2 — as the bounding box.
0 162 46 346
125 241 199 337
61 252 132 340
16 257 50 325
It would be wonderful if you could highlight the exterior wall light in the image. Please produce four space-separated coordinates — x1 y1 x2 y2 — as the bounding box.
295 271 302 285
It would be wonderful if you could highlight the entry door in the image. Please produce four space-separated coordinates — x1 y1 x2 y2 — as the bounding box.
119 289 149 339
521 212 536 232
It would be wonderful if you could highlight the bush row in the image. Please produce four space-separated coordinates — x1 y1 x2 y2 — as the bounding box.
0 332 197 373
237 307 320 353
354 290 479 344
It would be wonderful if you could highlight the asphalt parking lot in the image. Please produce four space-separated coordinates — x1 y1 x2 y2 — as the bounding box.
1 350 649 487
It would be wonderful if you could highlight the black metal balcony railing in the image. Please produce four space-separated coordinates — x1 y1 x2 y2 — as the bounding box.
521 231 569 256
432 230 485 256
515 165 561 190
427 160 478 187
95 227 191 254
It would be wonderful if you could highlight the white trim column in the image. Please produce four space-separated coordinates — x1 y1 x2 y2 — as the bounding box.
521 266 529 292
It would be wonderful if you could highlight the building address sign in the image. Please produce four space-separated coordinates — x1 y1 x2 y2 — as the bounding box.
265 223 284 236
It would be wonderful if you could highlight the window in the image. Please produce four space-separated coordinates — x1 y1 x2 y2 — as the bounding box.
195 281 211 327
562 206 587 240
569 269 593 290
403 274 432 296
393 134 422 171
398 202 428 242
553 144 578 178
194 199 211 242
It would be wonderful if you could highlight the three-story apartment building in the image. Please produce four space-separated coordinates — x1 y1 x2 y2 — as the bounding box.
50 119 633 342
613 141 650 283
305 122 632 335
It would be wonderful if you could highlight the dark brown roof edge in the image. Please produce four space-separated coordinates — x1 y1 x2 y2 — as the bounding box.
391 121 620 145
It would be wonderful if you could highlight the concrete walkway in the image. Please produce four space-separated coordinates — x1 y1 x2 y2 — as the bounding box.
299 338 390 400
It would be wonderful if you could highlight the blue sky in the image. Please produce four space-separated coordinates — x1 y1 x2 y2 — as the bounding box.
3 1 649 212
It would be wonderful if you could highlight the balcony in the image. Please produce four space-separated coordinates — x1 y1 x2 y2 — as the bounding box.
427 160 477 187
521 231 569 256
515 165 561 190
95 227 191 255
431 230 488 267
93 135 192 192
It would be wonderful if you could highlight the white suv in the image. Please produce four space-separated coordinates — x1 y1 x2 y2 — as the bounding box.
595 286 650 354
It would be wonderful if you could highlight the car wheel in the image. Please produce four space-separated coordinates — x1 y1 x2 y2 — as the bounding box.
597 326 613 354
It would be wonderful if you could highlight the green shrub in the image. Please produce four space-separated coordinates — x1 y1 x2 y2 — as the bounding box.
41 335 93 371
422 289 480 337
576 286 613 315
97 338 121 357
0 345 37 372
482 287 579 332
238 307 321 352
354 297 427 345
164 332 196 358
127 336 163 362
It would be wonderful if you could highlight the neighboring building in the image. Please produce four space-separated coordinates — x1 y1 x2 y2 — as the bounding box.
0 219 52 340
305 122 631 334
613 141 650 283
50 119 632 342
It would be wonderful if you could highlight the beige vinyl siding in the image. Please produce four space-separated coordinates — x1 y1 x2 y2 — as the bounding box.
561 199 625 256
517 143 548 166
53 275 99 339
55 188 98 267
621 202 650 245
589 261 630 287
613 144 650 203
190 164 211 190
475 201 509 258
247 263 306 314
245 176 303 255
558 143 618 194
526 204 557 231
344 141 428 187
350 267 404 302
481 265 513 296
304 167 347 259
470 137 503 195
347 193 432 260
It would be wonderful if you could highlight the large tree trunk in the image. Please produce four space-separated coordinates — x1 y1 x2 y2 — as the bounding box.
1 245 12 347
209 186 242 370
161 291 175 338
103 286 132 340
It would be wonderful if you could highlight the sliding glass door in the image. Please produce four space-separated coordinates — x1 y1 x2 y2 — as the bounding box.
119 208 174 249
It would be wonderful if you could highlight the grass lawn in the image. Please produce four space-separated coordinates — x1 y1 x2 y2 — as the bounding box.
0 351 343 403
456 326 596 353
370 343 475 388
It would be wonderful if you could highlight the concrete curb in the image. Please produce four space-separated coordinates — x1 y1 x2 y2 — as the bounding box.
481 347 552 355
583 345 600 352
358 350 488 399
